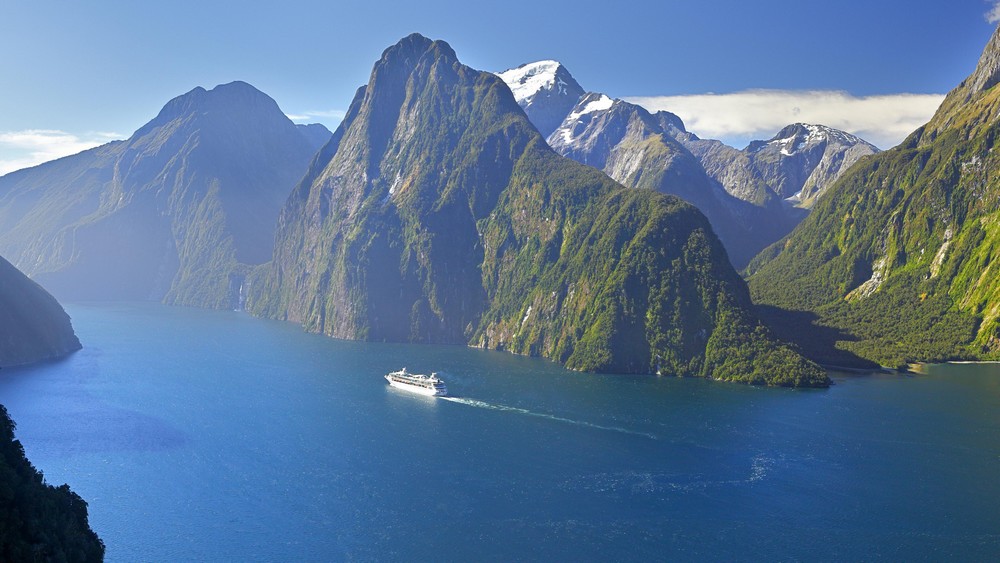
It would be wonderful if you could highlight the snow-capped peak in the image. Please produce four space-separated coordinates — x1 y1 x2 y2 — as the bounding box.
763 123 875 157
496 60 570 104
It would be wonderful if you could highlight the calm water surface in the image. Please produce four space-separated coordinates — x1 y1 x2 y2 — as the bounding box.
2 303 999 561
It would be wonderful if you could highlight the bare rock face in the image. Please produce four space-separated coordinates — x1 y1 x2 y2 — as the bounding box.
968 25 1000 96
739 124 879 207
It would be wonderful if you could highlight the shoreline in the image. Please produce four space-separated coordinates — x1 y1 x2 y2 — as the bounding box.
907 360 1000 374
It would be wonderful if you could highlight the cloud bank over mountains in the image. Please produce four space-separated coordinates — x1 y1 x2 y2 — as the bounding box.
0 88 945 177
0 130 121 176
988 0 1000 24
626 89 944 150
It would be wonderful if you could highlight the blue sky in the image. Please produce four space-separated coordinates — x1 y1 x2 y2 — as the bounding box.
1 1 997 174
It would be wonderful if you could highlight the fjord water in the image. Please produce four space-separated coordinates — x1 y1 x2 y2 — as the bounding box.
2 304 999 560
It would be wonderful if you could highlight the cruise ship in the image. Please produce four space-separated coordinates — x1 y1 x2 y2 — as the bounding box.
384 368 448 397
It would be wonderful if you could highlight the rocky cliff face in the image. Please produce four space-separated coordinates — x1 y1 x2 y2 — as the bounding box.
749 25 1000 367
248 34 827 386
0 82 324 308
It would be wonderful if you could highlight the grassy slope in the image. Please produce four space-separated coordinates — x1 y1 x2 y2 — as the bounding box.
749 77 1000 368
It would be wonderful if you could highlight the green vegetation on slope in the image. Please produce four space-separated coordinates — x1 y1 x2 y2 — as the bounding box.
749 29 1000 367
249 34 827 387
474 148 824 385
0 405 104 562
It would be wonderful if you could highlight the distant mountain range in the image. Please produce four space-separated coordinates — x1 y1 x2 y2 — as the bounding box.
497 62 879 267
5 33 935 386
246 34 827 386
749 24 1000 368
0 82 330 308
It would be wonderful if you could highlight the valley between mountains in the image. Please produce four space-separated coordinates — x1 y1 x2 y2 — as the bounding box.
4 22 1000 561
7 26 1000 386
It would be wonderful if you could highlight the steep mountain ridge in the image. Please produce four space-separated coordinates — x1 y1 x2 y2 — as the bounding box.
248 34 827 386
749 24 1000 367
0 81 326 308
498 61 878 268
546 92 774 265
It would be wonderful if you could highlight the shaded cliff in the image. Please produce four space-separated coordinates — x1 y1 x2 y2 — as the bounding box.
0 255 80 367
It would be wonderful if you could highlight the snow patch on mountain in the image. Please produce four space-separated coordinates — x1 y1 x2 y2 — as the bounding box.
766 124 875 157
570 94 614 119
557 93 616 144
496 60 565 103
496 60 586 139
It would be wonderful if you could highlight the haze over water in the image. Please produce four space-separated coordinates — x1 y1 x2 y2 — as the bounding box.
1 303 999 560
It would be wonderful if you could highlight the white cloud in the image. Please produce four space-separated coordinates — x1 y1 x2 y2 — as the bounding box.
0 129 122 176
624 90 945 149
987 0 1000 23
286 109 346 123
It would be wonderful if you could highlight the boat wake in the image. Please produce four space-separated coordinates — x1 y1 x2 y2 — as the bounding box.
439 396 657 440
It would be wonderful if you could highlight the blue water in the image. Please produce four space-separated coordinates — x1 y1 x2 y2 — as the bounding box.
2 303 1000 561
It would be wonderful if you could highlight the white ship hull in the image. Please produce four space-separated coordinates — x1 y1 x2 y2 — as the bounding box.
385 374 447 396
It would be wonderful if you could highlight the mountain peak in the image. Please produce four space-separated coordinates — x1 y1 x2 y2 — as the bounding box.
376 33 456 72
925 25 1000 139
174 80 271 105
496 60 581 104
747 123 875 155
383 32 434 56
210 80 266 96
144 80 282 133
496 60 585 137
968 25 1000 95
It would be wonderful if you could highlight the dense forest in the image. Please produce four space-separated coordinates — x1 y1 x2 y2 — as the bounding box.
0 405 104 561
